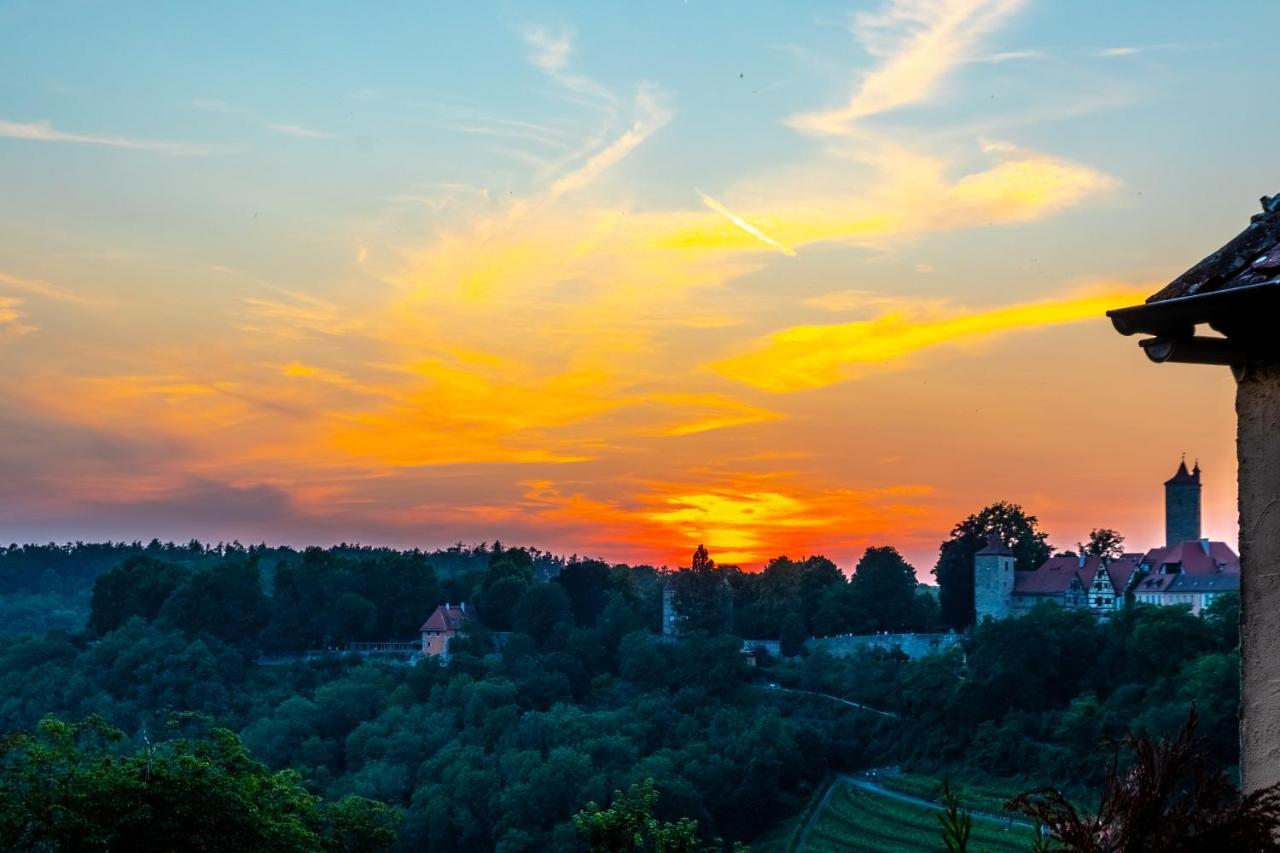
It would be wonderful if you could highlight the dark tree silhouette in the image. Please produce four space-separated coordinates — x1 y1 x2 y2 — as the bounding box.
1007 708 1280 851
1081 528 1126 560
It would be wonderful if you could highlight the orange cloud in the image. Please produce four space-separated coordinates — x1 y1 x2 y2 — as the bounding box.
0 297 31 337
513 476 941 568
714 286 1150 392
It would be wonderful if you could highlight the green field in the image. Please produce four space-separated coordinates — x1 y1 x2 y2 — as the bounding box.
803 781 1037 852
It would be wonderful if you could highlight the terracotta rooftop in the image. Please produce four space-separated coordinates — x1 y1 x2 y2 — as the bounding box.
1013 554 1142 597
420 603 474 634
1141 540 1240 575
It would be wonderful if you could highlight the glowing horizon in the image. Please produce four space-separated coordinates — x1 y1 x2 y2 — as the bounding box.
0 0 1262 572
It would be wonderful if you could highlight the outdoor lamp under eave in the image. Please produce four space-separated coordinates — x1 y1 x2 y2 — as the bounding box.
1108 193 1280 794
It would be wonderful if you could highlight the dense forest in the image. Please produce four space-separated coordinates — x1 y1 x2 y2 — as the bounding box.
0 511 1242 850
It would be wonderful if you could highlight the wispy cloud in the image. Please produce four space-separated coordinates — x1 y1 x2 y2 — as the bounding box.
447 116 572 149
525 27 572 71
697 190 796 257
190 98 231 111
547 86 669 200
788 0 1025 135
803 289 939 313
981 48 1050 63
0 297 34 339
1097 46 1141 58
1095 43 1190 58
264 122 333 139
0 271 91 304
713 285 1148 392
522 26 616 108
239 287 365 339
0 119 205 153
661 140 1116 255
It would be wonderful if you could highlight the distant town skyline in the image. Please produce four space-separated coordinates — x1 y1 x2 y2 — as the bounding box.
0 0 1267 569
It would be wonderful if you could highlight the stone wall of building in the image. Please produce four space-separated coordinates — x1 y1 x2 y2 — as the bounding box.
1166 478 1202 547
1238 361 1280 792
974 552 1015 622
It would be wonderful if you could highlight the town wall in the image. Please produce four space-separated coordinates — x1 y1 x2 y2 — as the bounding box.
744 631 959 661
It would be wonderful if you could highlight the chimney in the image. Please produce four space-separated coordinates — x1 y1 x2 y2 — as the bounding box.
1201 538 1211 555
1077 553 1086 569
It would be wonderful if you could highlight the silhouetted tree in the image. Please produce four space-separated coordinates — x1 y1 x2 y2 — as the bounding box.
1081 528 1125 560
1008 709 1280 851
850 546 918 633
779 611 806 658
89 556 186 637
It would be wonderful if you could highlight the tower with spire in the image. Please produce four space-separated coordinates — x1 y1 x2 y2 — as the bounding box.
1164 456 1203 547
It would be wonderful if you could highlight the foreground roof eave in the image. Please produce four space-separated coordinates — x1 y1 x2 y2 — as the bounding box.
1107 281 1280 337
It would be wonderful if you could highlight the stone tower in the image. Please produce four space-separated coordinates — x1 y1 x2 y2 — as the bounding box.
661 580 680 638
1165 458 1202 547
973 534 1015 623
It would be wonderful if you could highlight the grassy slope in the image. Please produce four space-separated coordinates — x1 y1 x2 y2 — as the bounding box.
803 781 1036 853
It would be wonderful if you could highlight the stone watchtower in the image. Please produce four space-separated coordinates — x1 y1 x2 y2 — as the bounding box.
973 534 1015 623
1164 458 1202 547
661 580 680 638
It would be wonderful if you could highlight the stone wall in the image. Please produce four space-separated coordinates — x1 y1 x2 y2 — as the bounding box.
974 553 1014 622
743 631 960 661
1238 361 1280 792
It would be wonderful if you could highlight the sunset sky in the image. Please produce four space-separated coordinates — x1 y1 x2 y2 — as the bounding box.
1 0 1272 572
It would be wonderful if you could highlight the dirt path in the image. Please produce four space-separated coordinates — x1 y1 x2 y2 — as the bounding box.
757 683 900 719
840 773 1034 830
791 776 839 852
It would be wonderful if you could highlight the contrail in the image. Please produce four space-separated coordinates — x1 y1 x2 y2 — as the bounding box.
696 189 796 257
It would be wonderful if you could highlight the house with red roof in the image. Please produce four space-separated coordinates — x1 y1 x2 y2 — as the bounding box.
1007 553 1143 617
975 460 1239 621
1132 540 1239 615
420 602 474 660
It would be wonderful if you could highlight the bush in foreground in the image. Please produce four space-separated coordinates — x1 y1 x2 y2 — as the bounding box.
0 716 399 852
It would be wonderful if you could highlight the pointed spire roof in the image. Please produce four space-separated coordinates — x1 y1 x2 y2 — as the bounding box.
1166 457 1201 485
975 533 1014 557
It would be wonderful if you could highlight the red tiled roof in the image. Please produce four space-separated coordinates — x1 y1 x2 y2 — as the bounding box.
420 604 474 633
1013 555 1142 597
1013 557 1085 595
1141 541 1239 575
